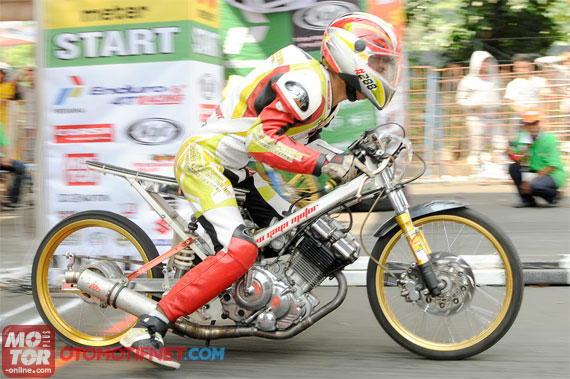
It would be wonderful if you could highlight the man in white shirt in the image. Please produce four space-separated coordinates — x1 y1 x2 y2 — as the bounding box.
504 54 548 113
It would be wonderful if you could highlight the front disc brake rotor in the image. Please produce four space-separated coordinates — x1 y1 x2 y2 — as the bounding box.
418 252 476 315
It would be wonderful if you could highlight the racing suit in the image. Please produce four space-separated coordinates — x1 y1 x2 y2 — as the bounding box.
158 45 339 321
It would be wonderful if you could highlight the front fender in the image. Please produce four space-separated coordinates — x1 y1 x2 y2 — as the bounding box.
373 200 470 238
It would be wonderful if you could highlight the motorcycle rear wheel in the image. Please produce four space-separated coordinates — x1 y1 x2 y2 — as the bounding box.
32 211 162 348
366 208 523 359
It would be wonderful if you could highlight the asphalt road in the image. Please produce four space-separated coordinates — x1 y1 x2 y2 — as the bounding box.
1 183 569 378
0 286 568 379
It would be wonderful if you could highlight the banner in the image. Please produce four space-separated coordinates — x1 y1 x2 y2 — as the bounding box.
40 0 222 251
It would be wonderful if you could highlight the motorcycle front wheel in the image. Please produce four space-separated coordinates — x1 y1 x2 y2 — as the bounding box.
32 211 162 348
366 208 523 359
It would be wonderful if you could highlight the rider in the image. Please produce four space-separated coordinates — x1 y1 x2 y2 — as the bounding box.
120 12 401 369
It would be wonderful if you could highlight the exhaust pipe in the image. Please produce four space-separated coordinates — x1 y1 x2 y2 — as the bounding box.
70 269 158 317
69 269 348 341
172 271 348 340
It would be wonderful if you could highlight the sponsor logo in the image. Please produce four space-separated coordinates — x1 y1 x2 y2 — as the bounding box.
88 231 107 246
52 108 86 114
92 85 186 106
2 325 55 378
192 28 220 58
55 124 114 144
151 154 175 161
120 202 138 218
152 239 172 247
57 194 112 202
199 104 216 123
80 6 149 21
54 76 84 105
198 74 216 100
256 204 318 244
115 235 130 247
292 1 359 31
53 27 180 60
155 219 171 235
61 232 81 246
291 1 359 50
65 153 100 186
126 118 182 145
53 78 186 107
57 210 77 219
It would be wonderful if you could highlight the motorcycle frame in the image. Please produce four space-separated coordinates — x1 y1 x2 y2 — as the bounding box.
85 159 426 287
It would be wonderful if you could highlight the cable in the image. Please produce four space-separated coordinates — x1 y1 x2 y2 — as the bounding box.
356 188 399 281
400 151 427 186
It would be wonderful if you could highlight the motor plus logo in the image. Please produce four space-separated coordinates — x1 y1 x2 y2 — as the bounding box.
54 76 84 105
2 325 55 378
64 153 100 186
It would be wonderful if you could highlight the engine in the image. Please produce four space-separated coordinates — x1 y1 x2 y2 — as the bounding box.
220 214 359 331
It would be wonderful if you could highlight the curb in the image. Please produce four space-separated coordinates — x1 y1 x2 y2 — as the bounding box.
321 255 570 286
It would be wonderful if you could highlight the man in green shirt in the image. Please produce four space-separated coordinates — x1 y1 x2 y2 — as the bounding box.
507 110 567 207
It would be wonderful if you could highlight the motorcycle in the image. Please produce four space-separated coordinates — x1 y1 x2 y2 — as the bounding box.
32 124 523 360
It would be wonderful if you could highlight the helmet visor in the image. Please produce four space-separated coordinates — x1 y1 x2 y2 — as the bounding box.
367 54 399 87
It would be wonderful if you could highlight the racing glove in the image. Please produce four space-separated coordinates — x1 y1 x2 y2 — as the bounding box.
320 153 359 185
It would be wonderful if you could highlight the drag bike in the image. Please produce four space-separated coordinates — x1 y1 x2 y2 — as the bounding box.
32 124 523 360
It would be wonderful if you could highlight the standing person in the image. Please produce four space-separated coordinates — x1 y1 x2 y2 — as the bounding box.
0 67 16 131
456 51 502 178
119 12 402 369
504 54 549 115
507 110 567 207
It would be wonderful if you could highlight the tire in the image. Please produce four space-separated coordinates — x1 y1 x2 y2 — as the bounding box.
32 211 162 348
366 208 523 359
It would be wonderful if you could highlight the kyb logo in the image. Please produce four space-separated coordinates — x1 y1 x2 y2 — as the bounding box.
54 76 84 105
55 124 114 144
65 153 100 186
126 118 181 145
2 325 55 378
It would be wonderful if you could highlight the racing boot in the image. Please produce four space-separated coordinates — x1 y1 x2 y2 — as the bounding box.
120 314 180 370
158 225 258 322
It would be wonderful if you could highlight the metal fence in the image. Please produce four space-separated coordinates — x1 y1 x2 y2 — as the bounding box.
2 63 569 181
406 63 570 180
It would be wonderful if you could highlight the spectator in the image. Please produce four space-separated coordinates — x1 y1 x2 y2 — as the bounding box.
0 122 26 208
504 54 549 114
0 67 16 129
456 51 502 177
507 110 567 207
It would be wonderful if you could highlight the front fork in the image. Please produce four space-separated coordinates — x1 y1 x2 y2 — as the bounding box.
381 171 442 296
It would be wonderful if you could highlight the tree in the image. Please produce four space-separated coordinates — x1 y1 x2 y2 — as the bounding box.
442 0 565 64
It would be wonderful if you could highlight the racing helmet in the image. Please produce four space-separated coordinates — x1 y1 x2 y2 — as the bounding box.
321 12 401 110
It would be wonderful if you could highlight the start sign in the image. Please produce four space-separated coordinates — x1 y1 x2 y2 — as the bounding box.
2 325 55 378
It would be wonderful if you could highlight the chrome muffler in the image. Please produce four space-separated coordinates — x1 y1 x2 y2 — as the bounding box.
66 269 157 317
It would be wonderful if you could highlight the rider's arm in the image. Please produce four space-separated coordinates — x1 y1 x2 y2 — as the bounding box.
245 70 327 176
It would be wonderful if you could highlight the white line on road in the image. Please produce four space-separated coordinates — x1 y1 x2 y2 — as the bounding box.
22 298 83 326
0 301 36 323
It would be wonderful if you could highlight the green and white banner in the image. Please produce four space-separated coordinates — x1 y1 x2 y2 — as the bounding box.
39 0 223 250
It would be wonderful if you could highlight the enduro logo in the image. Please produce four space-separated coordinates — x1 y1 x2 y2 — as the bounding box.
2 325 55 378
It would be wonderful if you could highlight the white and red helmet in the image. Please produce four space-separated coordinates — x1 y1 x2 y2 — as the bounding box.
321 12 401 110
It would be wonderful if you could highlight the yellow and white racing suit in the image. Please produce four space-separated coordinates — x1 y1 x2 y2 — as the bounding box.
159 45 339 321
